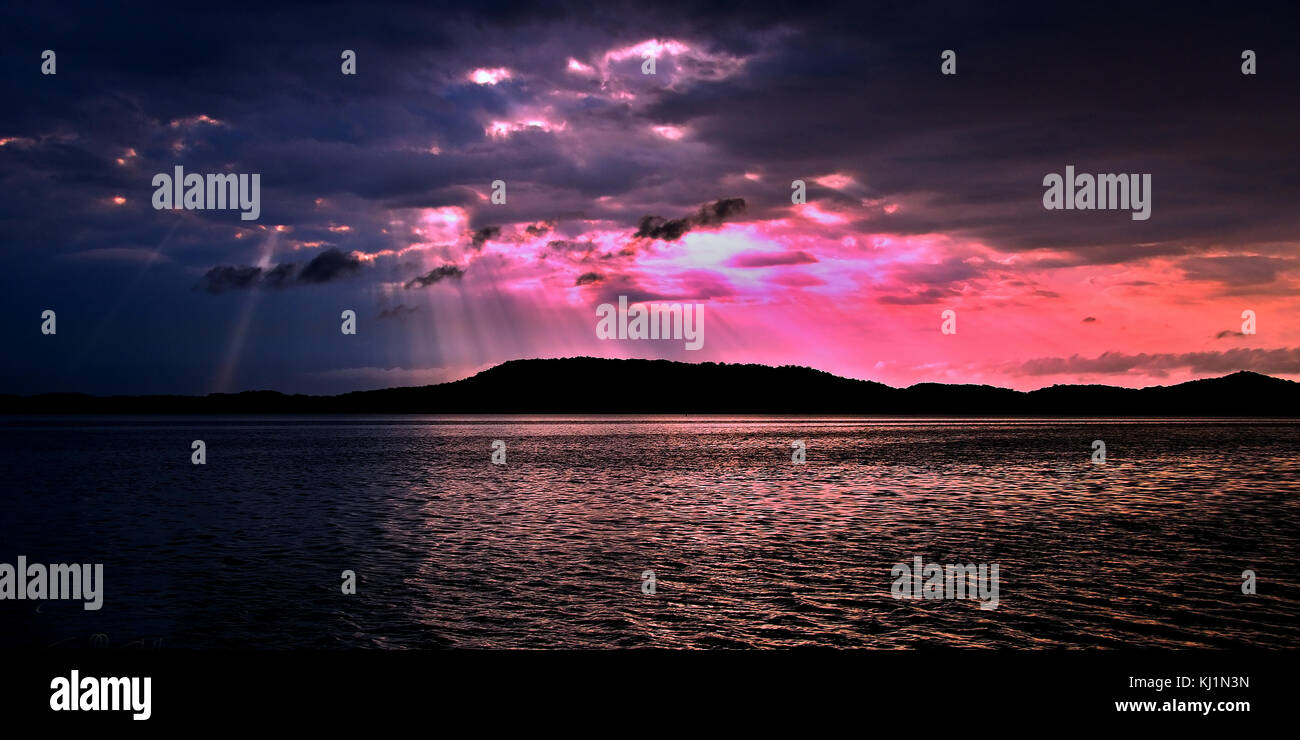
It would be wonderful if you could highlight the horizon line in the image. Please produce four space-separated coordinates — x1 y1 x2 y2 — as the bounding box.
3 357 1292 400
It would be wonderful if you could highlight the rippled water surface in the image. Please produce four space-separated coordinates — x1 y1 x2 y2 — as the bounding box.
1 417 1297 649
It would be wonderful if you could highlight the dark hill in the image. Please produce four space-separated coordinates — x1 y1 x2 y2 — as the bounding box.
0 358 1296 415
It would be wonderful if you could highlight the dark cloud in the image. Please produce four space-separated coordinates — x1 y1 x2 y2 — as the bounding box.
525 221 554 237
633 214 692 242
297 248 364 282
633 198 747 242
263 262 298 288
695 197 746 225
1083 316 1097 323
296 248 363 284
470 226 501 250
200 265 263 294
405 264 465 289
575 272 603 286
198 248 360 292
543 239 596 259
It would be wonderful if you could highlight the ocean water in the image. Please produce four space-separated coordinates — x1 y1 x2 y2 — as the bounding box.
0 416 1297 649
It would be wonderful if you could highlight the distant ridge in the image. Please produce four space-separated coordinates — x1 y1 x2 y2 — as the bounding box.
2 358 1298 415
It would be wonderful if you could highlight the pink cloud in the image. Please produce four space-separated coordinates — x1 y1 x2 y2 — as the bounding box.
728 250 819 268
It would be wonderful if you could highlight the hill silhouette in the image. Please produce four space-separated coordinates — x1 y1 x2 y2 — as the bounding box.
1 358 1297 415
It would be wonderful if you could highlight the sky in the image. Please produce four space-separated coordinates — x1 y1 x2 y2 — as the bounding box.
1 1 1298 395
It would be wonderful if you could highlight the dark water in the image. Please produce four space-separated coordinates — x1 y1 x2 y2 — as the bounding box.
1 416 1297 649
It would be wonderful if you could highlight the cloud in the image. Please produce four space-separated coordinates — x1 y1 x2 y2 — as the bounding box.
877 287 960 305
200 265 264 294
543 239 596 259
296 248 363 284
405 264 465 289
263 262 297 288
470 226 501 250
695 197 746 225
198 248 361 292
728 250 818 268
892 257 984 286
1178 256 1290 286
1010 347 1300 377
575 271 603 286
633 214 691 242
633 198 746 242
